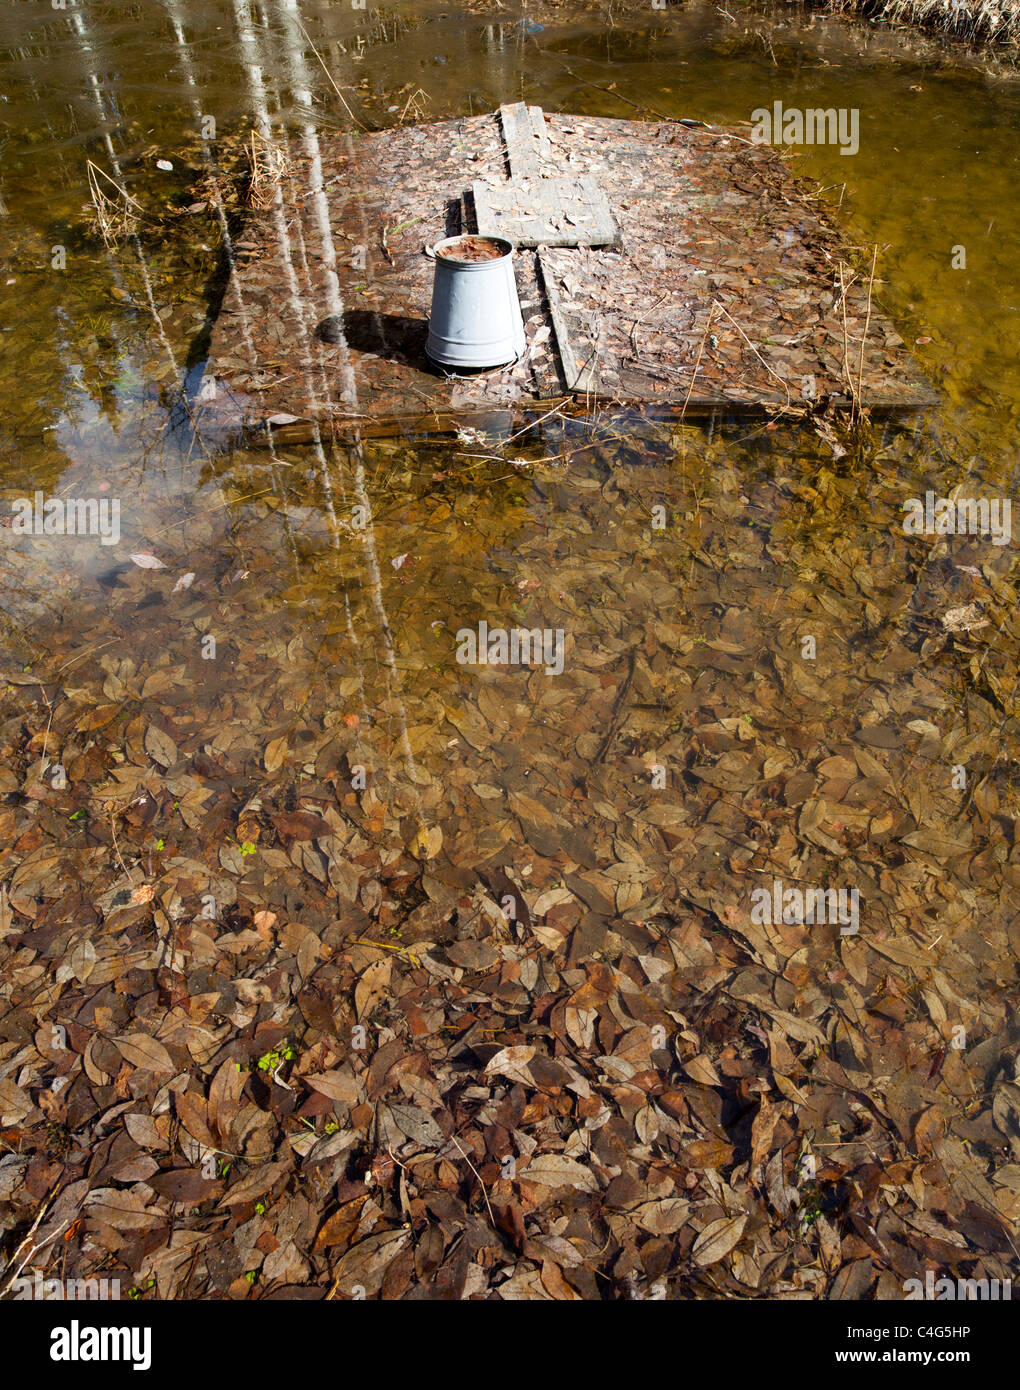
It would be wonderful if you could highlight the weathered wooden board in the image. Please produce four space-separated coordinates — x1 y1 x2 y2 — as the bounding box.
198 109 937 441
537 247 596 392
474 175 620 248
480 104 620 247
499 101 553 180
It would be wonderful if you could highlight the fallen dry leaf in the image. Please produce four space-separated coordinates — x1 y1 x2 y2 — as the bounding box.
692 1214 747 1267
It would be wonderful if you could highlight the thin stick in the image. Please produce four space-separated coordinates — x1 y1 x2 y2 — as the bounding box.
0 1180 68 1299
14 675 55 772
56 639 121 675
676 301 718 478
501 400 570 446
836 262 860 415
107 804 138 885
855 243 879 418
712 301 793 412
350 936 421 967
294 19 369 130
449 1134 498 1233
680 303 716 420
594 645 638 764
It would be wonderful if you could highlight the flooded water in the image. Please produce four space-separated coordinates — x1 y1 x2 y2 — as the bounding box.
0 0 1019 1303
2 0 1016 873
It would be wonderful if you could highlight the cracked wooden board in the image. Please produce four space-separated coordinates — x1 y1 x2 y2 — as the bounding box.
474 175 620 249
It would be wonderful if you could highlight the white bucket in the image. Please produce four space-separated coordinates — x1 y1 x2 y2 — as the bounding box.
425 235 526 370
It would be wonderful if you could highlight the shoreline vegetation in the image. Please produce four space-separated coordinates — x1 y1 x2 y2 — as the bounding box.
819 0 1020 50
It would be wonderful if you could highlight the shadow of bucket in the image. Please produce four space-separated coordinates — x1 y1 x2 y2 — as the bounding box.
425 235 526 370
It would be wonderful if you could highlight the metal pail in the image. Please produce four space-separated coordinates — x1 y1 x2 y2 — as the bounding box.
425 235 526 370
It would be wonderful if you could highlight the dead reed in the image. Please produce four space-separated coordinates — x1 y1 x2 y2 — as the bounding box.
825 0 1020 48
85 160 146 245
245 130 286 210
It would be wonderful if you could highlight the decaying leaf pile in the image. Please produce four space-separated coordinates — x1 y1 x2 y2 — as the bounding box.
0 416 1018 1299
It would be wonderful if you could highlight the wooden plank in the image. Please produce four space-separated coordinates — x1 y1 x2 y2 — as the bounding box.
489 105 619 247
537 248 599 393
527 105 552 162
499 101 543 180
474 176 620 248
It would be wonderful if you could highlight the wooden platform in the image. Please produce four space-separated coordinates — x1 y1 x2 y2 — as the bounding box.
199 106 936 440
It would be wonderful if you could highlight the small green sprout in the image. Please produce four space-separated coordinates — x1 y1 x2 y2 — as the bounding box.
256 1043 294 1074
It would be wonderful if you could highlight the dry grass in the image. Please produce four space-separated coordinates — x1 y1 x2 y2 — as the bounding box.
825 0 1020 48
245 130 286 210
398 87 432 125
85 160 146 245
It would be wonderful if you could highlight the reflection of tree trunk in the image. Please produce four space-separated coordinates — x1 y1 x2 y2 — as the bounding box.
235 1 353 600
165 0 257 370
71 3 178 379
238 0 425 811
68 6 121 174
271 0 372 723
233 0 335 443
59 6 132 346
163 0 284 555
167 0 268 391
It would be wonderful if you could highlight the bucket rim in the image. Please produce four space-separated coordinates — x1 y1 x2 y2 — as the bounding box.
430 233 515 265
